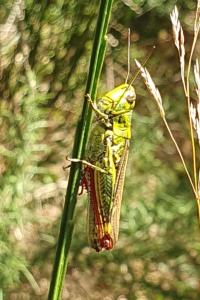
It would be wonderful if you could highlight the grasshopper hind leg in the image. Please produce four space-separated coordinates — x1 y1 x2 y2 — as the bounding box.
100 234 113 250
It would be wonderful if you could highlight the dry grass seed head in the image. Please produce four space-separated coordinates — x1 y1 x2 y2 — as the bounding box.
194 59 200 102
135 59 165 117
190 102 200 145
170 6 186 85
170 6 181 51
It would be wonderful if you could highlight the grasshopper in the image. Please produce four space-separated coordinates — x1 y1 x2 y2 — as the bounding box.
69 32 136 251
69 83 136 252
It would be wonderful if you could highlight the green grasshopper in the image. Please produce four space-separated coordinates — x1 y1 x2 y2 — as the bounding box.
68 31 137 251
70 83 136 252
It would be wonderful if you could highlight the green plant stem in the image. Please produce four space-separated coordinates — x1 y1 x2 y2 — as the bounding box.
47 1 114 299
163 117 198 198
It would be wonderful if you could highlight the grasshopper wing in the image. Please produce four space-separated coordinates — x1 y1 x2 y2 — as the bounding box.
110 140 130 245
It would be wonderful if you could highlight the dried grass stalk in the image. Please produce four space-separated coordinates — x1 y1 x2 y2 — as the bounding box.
170 6 186 89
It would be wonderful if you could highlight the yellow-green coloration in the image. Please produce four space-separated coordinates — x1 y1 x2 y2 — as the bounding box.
83 83 136 251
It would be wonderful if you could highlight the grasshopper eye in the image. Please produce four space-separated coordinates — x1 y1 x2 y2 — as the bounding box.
126 94 135 103
125 89 136 103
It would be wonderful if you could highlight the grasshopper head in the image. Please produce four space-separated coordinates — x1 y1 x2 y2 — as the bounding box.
104 83 136 108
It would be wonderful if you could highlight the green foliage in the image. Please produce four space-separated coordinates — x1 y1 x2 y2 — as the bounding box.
0 0 199 299
0 63 49 290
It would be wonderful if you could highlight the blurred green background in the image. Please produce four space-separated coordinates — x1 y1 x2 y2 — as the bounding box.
0 0 200 299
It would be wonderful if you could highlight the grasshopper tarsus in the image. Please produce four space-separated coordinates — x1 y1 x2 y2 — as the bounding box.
63 157 72 170
63 164 71 171
85 93 92 101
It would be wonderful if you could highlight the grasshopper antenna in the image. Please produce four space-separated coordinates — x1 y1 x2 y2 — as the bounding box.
120 45 156 101
125 28 131 84
129 45 156 86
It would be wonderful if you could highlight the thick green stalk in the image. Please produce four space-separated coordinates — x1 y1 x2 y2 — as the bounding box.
48 1 114 299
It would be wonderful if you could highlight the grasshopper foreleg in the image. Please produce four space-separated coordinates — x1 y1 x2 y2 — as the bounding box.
86 94 110 121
